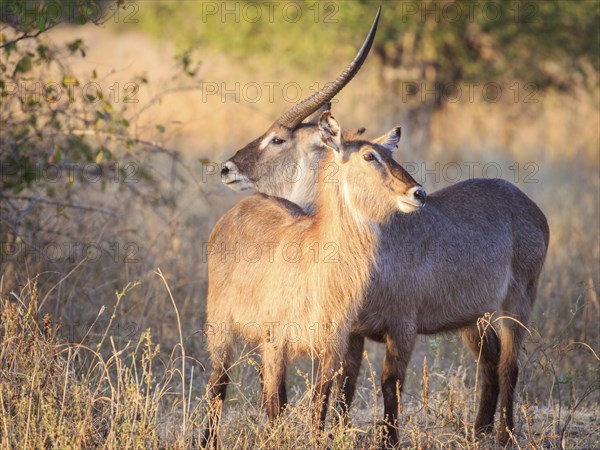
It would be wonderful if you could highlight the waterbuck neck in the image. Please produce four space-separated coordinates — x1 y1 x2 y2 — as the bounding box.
304 153 381 326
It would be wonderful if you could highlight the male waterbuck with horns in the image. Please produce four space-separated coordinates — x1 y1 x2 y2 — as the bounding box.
204 110 425 446
220 7 549 447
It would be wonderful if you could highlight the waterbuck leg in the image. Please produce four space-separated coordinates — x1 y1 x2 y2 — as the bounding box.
381 326 417 447
336 333 365 424
261 343 287 422
259 361 288 413
459 323 501 435
497 281 534 446
311 352 341 431
202 346 232 449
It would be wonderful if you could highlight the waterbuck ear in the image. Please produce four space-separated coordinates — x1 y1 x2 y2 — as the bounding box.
305 102 332 124
318 111 343 152
374 127 401 153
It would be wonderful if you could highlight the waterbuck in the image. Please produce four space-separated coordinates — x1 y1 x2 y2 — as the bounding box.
203 111 424 446
219 8 549 447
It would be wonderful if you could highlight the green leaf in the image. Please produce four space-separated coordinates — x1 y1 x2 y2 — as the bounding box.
67 39 84 54
37 15 46 33
62 75 79 86
15 57 32 73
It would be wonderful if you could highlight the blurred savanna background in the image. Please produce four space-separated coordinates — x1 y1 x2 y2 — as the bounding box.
0 1 598 448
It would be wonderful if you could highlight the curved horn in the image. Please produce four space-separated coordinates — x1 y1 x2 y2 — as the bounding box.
276 6 381 129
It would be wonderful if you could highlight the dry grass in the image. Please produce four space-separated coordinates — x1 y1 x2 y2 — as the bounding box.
1 279 598 449
1 24 599 449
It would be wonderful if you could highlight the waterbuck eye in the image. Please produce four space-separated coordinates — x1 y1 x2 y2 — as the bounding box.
271 137 285 145
363 153 375 162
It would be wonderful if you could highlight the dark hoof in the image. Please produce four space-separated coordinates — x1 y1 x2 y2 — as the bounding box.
380 427 399 449
497 427 516 448
200 431 218 449
475 423 495 437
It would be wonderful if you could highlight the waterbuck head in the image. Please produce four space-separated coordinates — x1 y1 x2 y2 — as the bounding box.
221 8 382 212
318 112 426 222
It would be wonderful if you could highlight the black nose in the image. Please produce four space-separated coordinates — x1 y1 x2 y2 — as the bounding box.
414 187 427 203
221 165 229 176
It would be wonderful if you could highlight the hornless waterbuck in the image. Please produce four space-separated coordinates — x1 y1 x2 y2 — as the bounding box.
204 111 424 446
220 8 549 447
